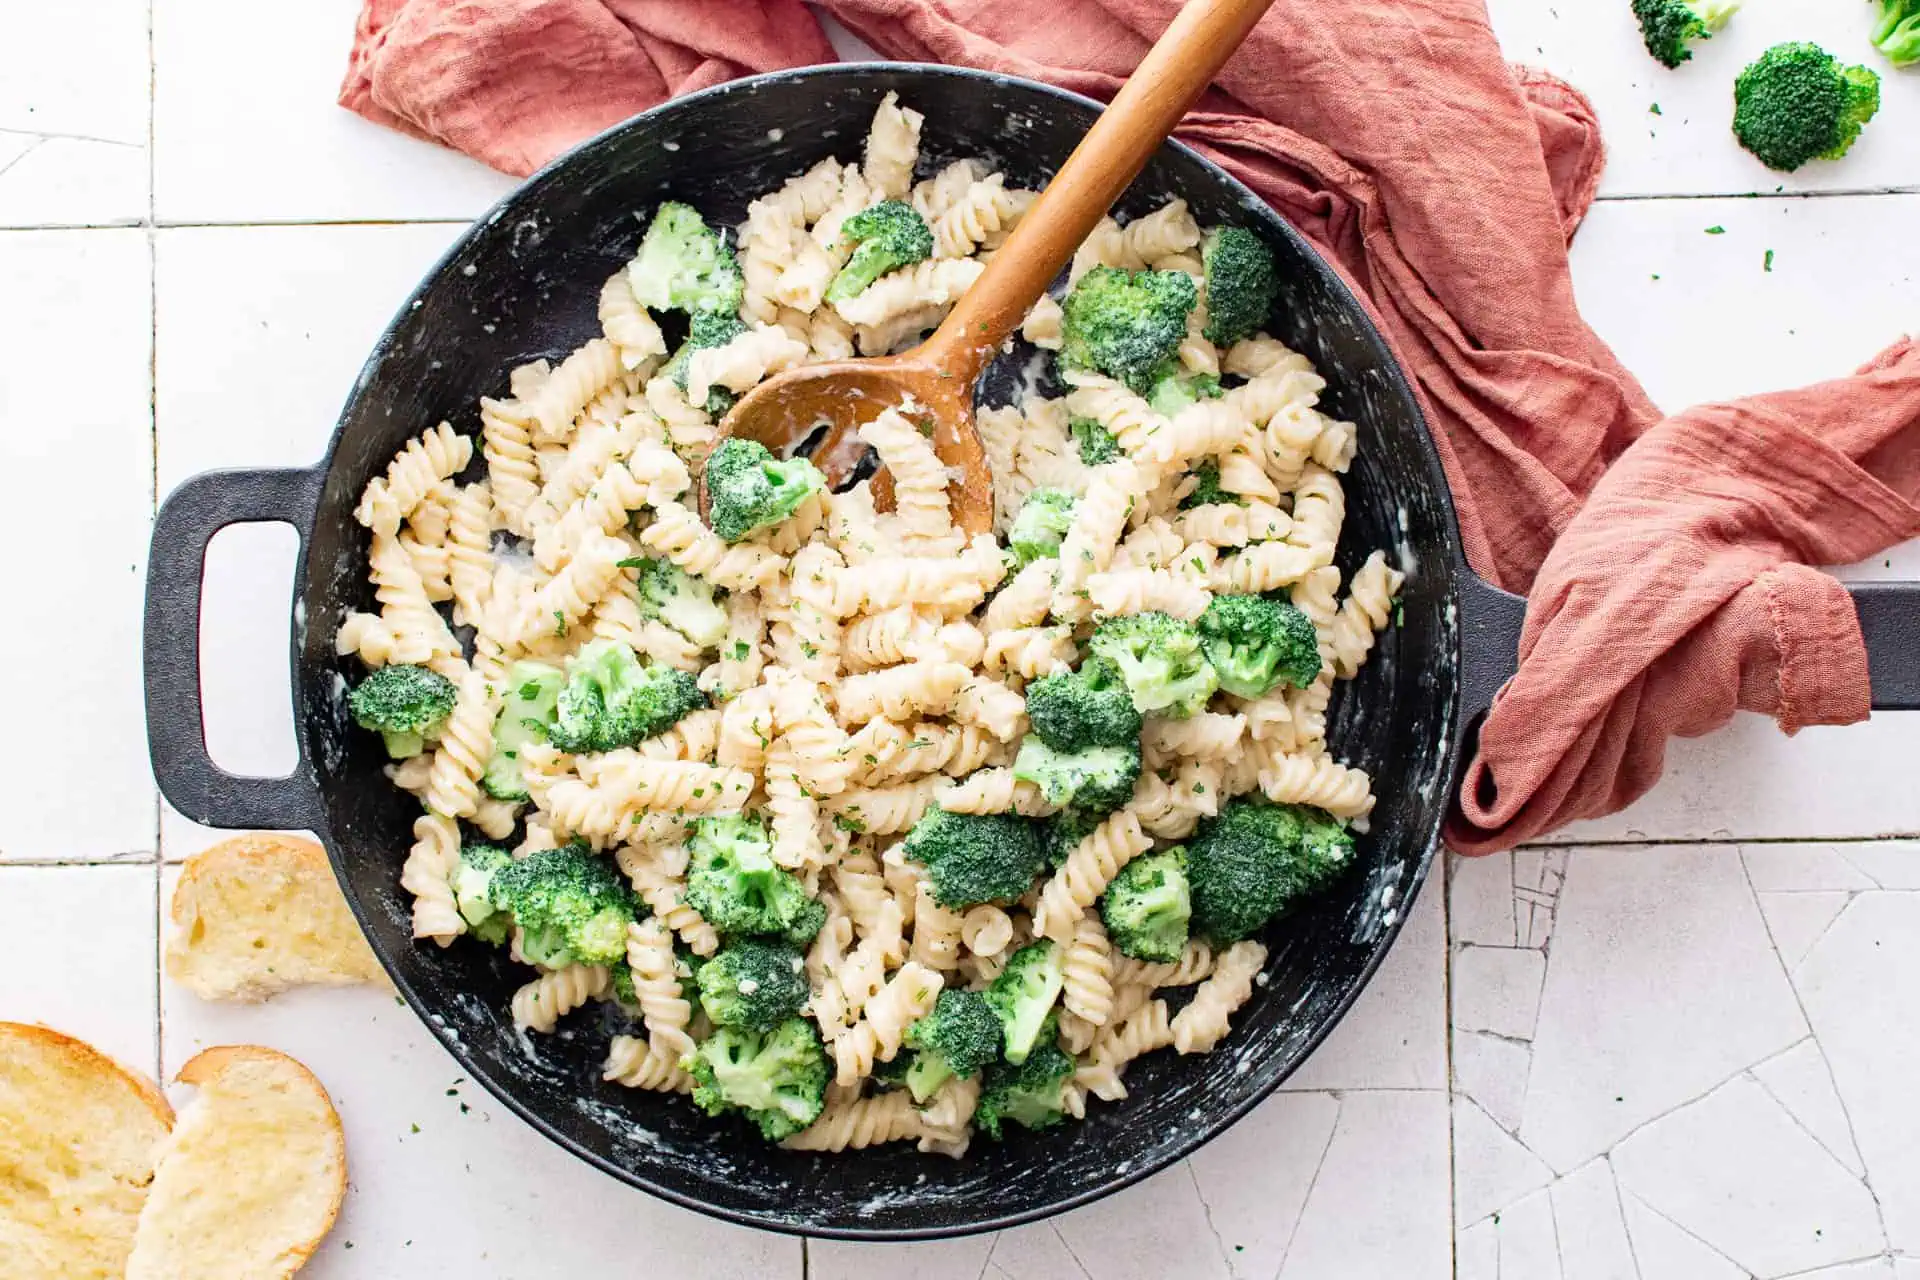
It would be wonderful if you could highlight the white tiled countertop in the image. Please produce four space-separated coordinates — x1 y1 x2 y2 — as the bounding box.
2 1 1914 1276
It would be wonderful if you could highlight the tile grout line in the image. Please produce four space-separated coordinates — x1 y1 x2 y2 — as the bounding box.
1441 854 1460 1280
148 0 165 1089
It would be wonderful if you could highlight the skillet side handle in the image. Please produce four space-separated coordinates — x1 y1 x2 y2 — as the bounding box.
1455 567 1528 741
1853 582 1920 711
145 467 327 831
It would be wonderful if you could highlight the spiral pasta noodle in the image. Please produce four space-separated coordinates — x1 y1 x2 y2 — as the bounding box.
605 1036 693 1093
400 813 465 946
861 91 922 201
858 402 951 544
616 844 720 956
626 918 696 1060
1062 915 1116 1028
355 421 473 536
511 964 610 1034
1034 810 1153 942
830 961 942 1086
1171 940 1267 1054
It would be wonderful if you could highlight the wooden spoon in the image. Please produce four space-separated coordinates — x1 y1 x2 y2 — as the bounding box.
703 0 1277 535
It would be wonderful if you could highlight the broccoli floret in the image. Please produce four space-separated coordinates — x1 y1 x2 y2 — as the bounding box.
985 940 1066 1064
1733 43 1882 172
703 437 827 544
480 661 564 801
687 1018 830 1142
347 664 456 759
901 988 1004 1103
1178 459 1244 510
547 639 706 754
1196 594 1322 699
825 200 935 303
1201 226 1279 347
684 814 824 943
1145 367 1224 418
1024 656 1143 753
1012 738 1141 817
628 201 745 316
1069 415 1124 466
1187 799 1356 943
976 1035 1074 1138
1087 612 1219 719
450 842 514 945
491 842 638 968
901 808 1046 909
1632 0 1739 68
1060 265 1198 394
630 556 729 649
1871 0 1920 66
1100 847 1190 963
694 938 809 1031
1008 488 1076 568
663 309 749 418
1039 809 1101 870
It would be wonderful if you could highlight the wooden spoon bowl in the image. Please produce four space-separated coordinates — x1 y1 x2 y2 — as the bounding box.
702 0 1278 534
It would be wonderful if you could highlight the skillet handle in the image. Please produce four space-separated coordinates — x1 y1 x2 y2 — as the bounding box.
1853 582 1920 711
1452 571 1920 731
145 467 327 831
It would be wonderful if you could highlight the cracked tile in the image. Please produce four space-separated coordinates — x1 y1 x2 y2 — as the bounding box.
1453 1031 1530 1133
0 865 156 1075
0 230 155 863
1620 1193 1748 1280
1497 1188 1563 1280
1451 852 1516 947
0 0 148 225
1453 947 1547 1041
993 1162 1230 1280
1795 894 1920 1252
1788 1261 1897 1279
1282 876 1445 1091
1456 1218 1497 1280
0 134 147 225
1751 1039 1866 1177
1760 892 1855 972
1187 1091 1340 1279
1550 1159 1639 1280
1455 1096 1555 1228
1832 841 1920 890
1521 846 1806 1173
1744 845 1880 893
1612 1075 1883 1276
1280 1092 1450 1279
1513 848 1568 897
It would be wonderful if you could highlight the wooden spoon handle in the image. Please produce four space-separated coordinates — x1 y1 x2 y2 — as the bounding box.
915 0 1277 380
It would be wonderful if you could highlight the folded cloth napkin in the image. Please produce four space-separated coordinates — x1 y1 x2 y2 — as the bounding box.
340 0 1920 852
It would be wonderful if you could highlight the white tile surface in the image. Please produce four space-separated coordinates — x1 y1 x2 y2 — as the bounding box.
1276 1091 1450 1279
153 223 466 860
1795 893 1920 1253
0 864 156 1076
0 0 149 226
0 230 154 862
1550 1158 1640 1280
1611 1074 1884 1276
1521 846 1808 1174
1485 0 1920 197
152 0 516 224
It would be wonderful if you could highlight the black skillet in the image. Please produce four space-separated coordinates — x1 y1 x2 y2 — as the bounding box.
141 65 1920 1239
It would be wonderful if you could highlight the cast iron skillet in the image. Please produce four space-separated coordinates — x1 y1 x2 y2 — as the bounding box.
141 65 1920 1239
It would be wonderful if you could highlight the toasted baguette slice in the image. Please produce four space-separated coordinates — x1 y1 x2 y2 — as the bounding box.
0 1023 174 1280
166 833 388 1002
126 1046 346 1280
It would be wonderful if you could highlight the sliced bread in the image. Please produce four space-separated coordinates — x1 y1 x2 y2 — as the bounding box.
165 832 388 1002
126 1046 346 1280
0 1023 174 1280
